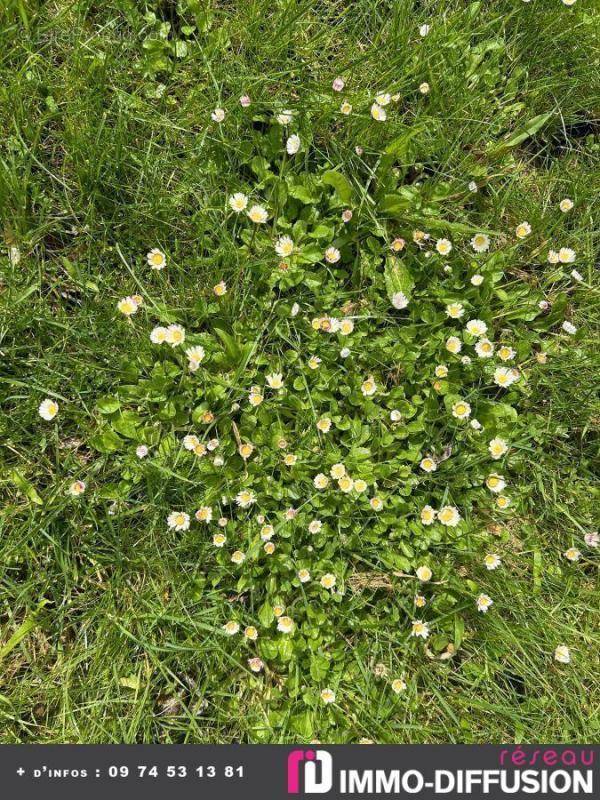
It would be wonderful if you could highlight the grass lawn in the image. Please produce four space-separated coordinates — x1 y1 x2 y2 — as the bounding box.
0 0 598 744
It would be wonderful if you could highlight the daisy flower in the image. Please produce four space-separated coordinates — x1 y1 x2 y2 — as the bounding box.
277 616 294 634
266 372 284 389
235 490 256 508
446 302 464 319
260 525 274 541
564 547 580 562
391 678 407 694
584 532 599 548
392 291 409 310
185 345 205 371
496 495 511 510
420 505 437 525
340 100 352 115
559 198 573 213
558 247 576 264
144 248 168 274
283 453 297 466
39 398 59 421
248 657 264 673
316 417 332 433
183 434 200 452
489 437 508 459
354 479 367 493
232 550 246 565
361 376 377 396
167 511 190 532
370 497 383 511
136 445 148 458
276 110 293 125
435 238 452 255
247 205 268 224
320 573 336 589
471 274 484 286
484 553 501 570
213 281 227 297
248 386 264 406
438 505 461 527
229 192 248 212
370 103 387 122
211 107 225 122
330 463 346 479
68 480 86 497
150 326 168 344
320 688 335 704
213 533 226 547
515 221 531 239
416 565 432 582
547 250 559 264
244 625 258 640
308 519 322 534
340 318 354 335
476 594 493 613
286 134 300 155
332 77 345 92
419 82 430 95
561 321 577 335
446 336 462 354
338 476 354 493
420 457 437 473
475 339 494 358
486 473 506 493
117 296 138 316
452 400 471 420
223 621 239 635
497 346 515 362
239 95 251 107
195 506 212 523
465 319 487 337
298 568 311 583
275 236 294 257
324 246 341 263
554 645 571 663
314 473 329 489
494 367 516 388
411 620 430 639
470 233 490 253
165 324 185 347
308 356 321 370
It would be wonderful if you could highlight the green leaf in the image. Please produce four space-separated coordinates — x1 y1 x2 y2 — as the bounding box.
97 395 120 415
111 411 142 439
0 601 49 661
322 170 352 203
290 711 313 739
384 258 414 301
9 469 43 505
258 602 274 627
490 112 553 153
90 429 123 453
454 615 464 650
278 636 294 661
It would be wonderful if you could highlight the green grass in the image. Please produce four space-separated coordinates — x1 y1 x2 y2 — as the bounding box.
0 0 598 744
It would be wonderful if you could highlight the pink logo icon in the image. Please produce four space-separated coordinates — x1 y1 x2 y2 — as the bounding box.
288 749 333 794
